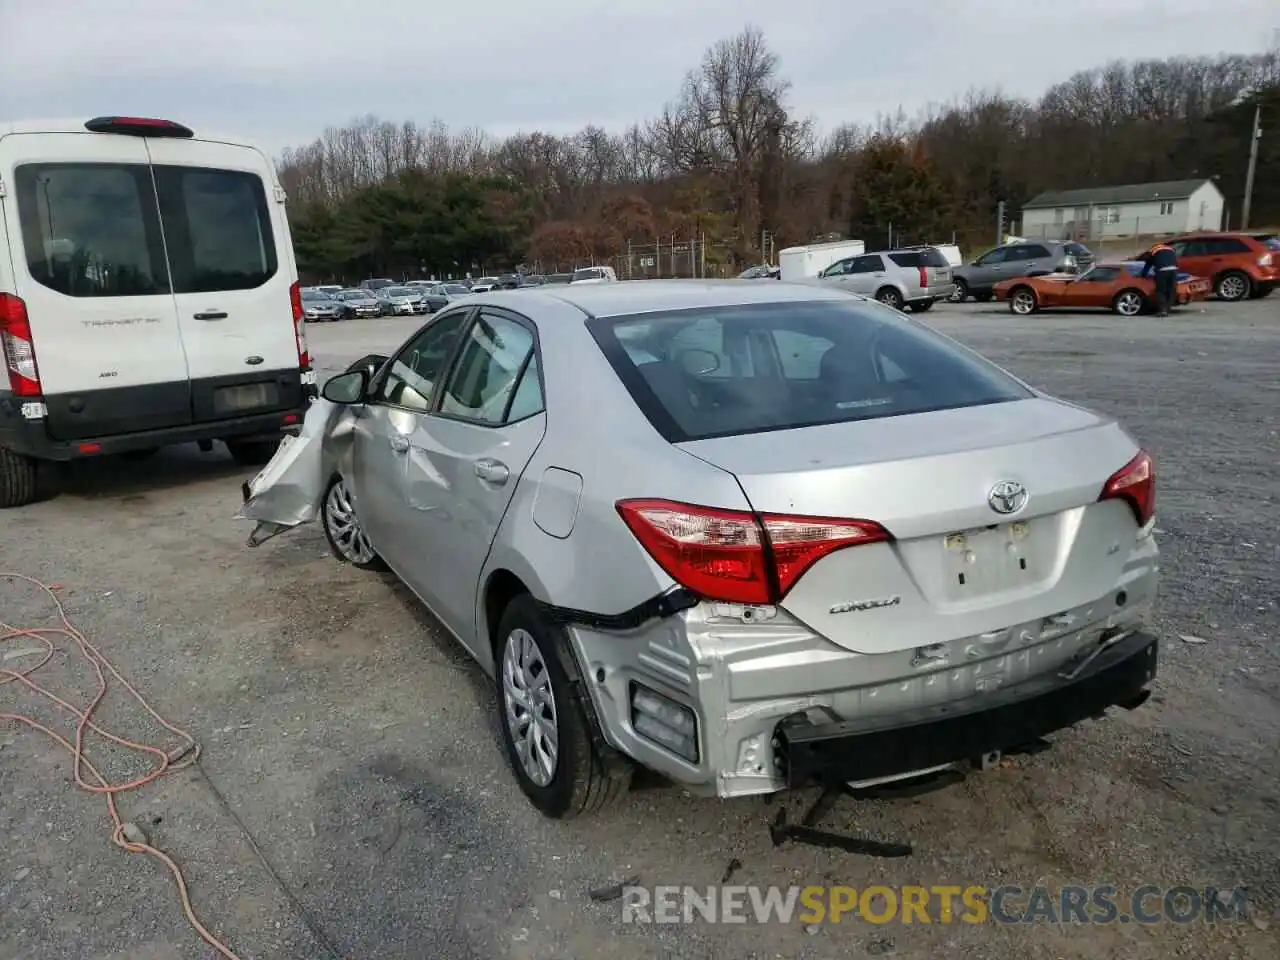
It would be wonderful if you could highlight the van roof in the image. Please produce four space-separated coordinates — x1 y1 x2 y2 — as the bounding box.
0 118 263 153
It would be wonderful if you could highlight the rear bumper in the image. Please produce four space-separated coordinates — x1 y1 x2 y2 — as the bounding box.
0 399 311 461
775 630 1158 788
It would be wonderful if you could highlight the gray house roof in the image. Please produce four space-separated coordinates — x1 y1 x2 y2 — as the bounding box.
1023 179 1216 210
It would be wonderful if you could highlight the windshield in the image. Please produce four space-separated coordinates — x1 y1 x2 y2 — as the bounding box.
301 290 330 301
572 268 604 281
365 279 394 290
385 286 414 297
443 284 471 295
588 300 1031 442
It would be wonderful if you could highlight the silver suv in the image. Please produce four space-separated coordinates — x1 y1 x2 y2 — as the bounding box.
815 246 954 311
951 241 1094 303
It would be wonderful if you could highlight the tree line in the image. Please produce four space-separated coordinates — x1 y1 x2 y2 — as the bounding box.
278 26 1280 281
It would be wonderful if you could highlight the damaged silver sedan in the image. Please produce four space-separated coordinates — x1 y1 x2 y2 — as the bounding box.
240 281 1160 820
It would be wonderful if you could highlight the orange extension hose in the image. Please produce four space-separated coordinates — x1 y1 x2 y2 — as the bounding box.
0 572 243 960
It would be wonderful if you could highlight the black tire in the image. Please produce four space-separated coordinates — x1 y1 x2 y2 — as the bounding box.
1214 270 1251 302
494 594 632 819
320 476 386 570
0 447 59 508
875 287 905 310
909 299 934 312
1111 288 1147 317
974 292 993 302
950 279 969 302
225 439 279 466
1008 285 1039 316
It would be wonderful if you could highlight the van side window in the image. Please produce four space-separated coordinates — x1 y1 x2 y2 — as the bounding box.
152 167 278 293
14 164 169 298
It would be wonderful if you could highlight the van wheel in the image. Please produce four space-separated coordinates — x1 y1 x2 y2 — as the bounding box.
224 439 279 466
0 448 59 508
495 594 632 819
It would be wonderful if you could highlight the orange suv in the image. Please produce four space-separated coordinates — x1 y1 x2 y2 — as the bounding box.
1160 232 1279 302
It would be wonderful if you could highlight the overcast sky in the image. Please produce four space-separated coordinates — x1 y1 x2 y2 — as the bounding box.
2 0 1276 155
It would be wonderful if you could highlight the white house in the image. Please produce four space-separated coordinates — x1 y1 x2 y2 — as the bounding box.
1020 179 1225 241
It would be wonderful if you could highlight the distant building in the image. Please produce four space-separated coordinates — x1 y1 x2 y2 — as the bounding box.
1021 179 1225 241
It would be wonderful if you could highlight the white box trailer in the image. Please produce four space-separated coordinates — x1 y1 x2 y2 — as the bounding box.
777 240 865 282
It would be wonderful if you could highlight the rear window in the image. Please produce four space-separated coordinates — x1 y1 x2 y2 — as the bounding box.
15 163 169 297
1065 243 1092 258
887 252 921 268
573 268 605 282
588 300 1031 442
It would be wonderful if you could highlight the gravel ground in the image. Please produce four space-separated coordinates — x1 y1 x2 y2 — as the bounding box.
1 296 1277 960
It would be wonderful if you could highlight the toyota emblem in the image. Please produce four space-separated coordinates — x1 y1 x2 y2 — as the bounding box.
987 480 1028 515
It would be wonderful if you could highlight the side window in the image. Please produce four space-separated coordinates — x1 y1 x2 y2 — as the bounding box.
153 167 277 293
887 252 921 268
1025 244 1052 259
849 255 881 274
505 354 545 422
772 329 833 379
439 313 535 424
822 258 851 277
374 310 470 410
1083 266 1120 283
977 247 1007 265
14 163 168 297
1207 238 1250 255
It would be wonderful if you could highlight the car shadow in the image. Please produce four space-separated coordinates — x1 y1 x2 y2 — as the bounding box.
54 443 251 501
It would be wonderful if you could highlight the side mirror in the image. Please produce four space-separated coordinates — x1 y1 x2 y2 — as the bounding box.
322 369 368 404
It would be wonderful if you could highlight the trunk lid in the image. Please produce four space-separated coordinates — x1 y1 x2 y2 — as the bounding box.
678 398 1142 655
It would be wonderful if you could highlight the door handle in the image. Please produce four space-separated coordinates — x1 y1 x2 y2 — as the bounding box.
194 310 228 321
389 434 409 453
474 458 509 485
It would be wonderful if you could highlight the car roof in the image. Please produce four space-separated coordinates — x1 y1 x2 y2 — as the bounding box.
0 118 262 151
468 279 857 319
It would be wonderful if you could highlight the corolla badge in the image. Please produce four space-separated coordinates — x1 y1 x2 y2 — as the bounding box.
988 480 1028 515
829 596 901 615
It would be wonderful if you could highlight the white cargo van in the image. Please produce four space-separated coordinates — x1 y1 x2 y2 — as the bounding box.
777 240 866 282
0 116 315 507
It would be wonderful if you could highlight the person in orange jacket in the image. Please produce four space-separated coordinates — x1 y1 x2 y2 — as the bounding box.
1140 242 1179 317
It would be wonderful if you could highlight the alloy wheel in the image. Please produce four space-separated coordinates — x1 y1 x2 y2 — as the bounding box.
1217 274 1248 301
1011 289 1037 315
501 628 559 788
323 480 377 565
1115 292 1143 317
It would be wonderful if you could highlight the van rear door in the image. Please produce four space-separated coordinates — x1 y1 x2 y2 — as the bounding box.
143 138 304 426
1 132 191 440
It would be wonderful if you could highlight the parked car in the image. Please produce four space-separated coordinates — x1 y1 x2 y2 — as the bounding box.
422 283 472 312
360 278 396 293
569 266 617 284
377 285 427 315
333 289 382 318
470 277 502 293
951 241 1094 302
738 264 780 280
813 246 954 311
300 288 345 322
0 114 314 507
1157 232 1278 301
315 285 344 296
994 261 1210 317
286 280 1159 820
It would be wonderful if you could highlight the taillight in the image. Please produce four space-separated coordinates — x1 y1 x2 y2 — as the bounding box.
0 293 41 397
1099 450 1155 527
917 266 928 289
616 499 891 605
289 281 311 370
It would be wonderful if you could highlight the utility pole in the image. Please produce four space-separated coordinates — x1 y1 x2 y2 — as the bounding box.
1241 103 1262 230
996 200 1006 246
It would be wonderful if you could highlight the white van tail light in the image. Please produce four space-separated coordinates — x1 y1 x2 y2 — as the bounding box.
0 294 41 397
289 282 311 371
616 499 891 605
1098 450 1156 527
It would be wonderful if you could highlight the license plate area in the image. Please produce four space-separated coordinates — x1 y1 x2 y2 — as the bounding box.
216 382 277 414
942 521 1041 599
